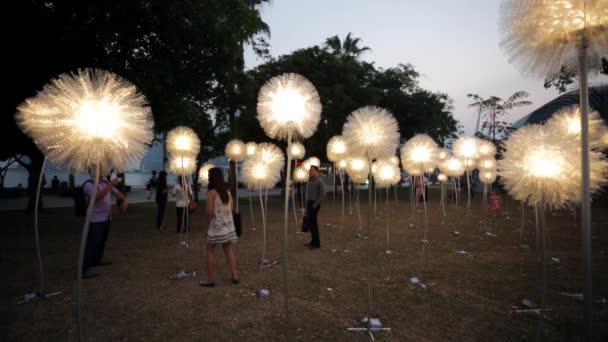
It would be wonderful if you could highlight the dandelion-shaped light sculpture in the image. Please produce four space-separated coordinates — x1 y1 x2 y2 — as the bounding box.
166 126 200 247
437 148 450 161
257 73 321 319
198 162 216 185
166 126 200 157
242 143 285 298
226 139 247 213
479 158 497 171
293 166 309 183
289 141 306 160
500 125 606 208
478 140 497 158
226 139 246 162
246 142 258 157
342 106 399 322
327 135 349 204
400 134 438 244
480 169 497 207
453 136 480 210
374 159 401 255
346 155 369 238
501 2 608 333
293 165 309 210
327 135 349 251
547 106 608 149
16 68 154 340
441 156 466 208
168 155 197 176
302 156 321 170
499 123 608 338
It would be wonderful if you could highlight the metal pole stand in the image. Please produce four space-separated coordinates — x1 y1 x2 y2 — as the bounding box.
19 291 63 304
347 318 391 341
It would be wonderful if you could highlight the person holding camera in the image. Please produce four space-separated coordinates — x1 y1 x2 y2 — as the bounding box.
82 169 128 279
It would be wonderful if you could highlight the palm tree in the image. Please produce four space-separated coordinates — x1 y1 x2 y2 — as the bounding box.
324 32 371 58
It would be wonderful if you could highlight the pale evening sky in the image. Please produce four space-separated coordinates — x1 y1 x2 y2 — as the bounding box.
244 0 605 135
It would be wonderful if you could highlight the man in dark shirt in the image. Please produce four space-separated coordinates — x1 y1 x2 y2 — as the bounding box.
305 165 326 249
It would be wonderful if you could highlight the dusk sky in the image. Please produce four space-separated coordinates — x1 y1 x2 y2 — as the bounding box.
244 0 604 135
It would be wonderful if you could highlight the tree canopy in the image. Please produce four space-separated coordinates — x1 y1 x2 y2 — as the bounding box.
235 42 460 160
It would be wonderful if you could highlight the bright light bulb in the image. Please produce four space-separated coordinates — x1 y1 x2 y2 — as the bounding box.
411 146 430 162
75 98 122 139
438 173 448 182
270 88 306 124
526 148 564 179
253 165 267 179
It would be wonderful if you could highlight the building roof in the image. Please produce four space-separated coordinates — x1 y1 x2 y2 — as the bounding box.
517 85 608 127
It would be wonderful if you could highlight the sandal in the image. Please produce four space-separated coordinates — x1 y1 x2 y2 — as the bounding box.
232 278 240 285
199 281 215 287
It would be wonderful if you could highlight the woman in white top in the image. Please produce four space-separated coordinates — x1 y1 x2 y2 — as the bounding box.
200 167 238 287
172 176 192 233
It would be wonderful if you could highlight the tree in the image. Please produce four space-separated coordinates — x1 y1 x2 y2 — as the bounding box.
3 0 268 210
324 32 371 59
467 91 532 141
544 57 608 93
236 40 460 160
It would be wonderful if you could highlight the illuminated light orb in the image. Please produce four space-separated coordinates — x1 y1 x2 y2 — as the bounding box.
346 156 370 183
546 106 608 149
441 157 465 177
479 158 497 171
245 142 258 157
289 141 306 160
256 73 322 141
293 166 309 183
242 143 285 190
480 170 497 184
500 0 608 77
256 143 285 169
478 140 497 157
453 136 481 161
225 139 246 162
168 155 197 175
437 173 448 182
327 135 348 162
336 159 349 171
373 159 401 187
400 134 438 174
15 69 154 173
167 126 200 157
499 124 608 208
437 148 450 161
342 106 400 160
198 162 216 184
302 157 321 171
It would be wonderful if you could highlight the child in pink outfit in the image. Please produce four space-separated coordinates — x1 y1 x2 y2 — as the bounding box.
489 191 503 217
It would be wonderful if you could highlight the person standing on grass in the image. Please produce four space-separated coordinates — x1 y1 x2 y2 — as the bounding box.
200 167 238 288
155 170 168 230
82 168 128 279
147 170 157 200
172 176 192 233
305 165 325 249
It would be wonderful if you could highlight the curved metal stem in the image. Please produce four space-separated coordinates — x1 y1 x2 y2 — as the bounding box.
34 157 47 296
76 163 100 341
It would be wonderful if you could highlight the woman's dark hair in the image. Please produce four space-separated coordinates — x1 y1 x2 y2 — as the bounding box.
208 167 229 204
